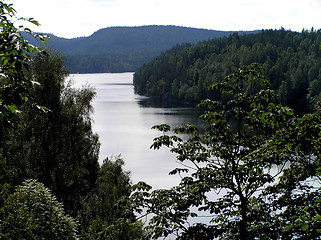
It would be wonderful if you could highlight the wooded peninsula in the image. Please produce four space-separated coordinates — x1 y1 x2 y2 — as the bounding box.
134 28 321 114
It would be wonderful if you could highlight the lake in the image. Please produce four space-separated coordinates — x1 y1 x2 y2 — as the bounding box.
68 72 203 189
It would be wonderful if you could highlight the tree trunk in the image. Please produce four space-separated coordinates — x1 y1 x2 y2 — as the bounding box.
239 196 249 240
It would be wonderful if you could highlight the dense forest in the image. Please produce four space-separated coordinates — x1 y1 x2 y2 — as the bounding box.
24 25 257 73
2 2 321 240
0 3 145 239
134 28 321 114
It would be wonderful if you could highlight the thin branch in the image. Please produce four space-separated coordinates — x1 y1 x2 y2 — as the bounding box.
176 160 198 171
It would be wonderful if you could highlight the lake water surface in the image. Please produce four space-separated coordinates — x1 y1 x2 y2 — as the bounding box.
69 72 202 189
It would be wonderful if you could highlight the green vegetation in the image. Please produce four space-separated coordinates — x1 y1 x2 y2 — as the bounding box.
1 179 78 239
15 51 99 215
134 28 321 114
0 50 145 239
2 1 321 239
80 156 146 239
0 1 47 126
133 64 321 239
24 25 256 73
0 2 144 239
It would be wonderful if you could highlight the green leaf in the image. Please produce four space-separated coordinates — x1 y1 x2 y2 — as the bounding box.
152 124 171 132
313 215 321 222
268 103 276 111
169 168 189 175
284 225 293 231
3 58 9 65
301 222 308 231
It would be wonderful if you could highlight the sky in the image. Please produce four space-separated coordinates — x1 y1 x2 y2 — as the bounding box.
11 0 321 39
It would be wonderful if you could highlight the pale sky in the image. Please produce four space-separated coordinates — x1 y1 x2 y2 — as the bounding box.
11 0 321 39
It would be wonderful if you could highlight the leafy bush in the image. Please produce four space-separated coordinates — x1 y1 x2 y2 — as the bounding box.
0 179 78 239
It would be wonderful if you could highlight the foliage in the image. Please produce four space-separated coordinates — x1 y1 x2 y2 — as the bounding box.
265 102 321 239
79 155 146 240
1 47 143 239
24 25 256 73
134 28 321 113
1 51 100 216
65 52 149 73
132 63 321 239
0 179 78 239
0 2 144 238
0 50 144 239
0 1 47 126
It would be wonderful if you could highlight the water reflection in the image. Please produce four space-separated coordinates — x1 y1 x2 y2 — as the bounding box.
69 72 203 189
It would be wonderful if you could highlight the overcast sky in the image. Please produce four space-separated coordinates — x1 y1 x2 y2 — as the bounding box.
11 0 321 39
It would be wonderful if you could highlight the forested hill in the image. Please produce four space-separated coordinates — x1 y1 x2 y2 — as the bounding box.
134 28 321 114
24 25 257 73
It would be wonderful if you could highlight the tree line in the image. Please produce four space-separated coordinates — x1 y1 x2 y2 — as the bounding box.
1 2 321 239
64 53 149 73
134 28 321 114
23 25 257 73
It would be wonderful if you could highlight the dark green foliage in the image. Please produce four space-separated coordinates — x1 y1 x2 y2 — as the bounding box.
0 2 145 238
134 28 321 113
264 102 321 239
79 155 145 240
23 25 256 73
0 179 78 239
0 1 47 126
64 52 149 73
132 64 321 239
1 51 100 216
1 50 145 239
1 46 145 239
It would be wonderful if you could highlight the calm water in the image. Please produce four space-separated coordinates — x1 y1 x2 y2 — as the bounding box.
69 72 202 188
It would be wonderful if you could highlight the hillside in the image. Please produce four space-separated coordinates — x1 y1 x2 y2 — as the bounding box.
134 28 321 114
24 25 257 73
